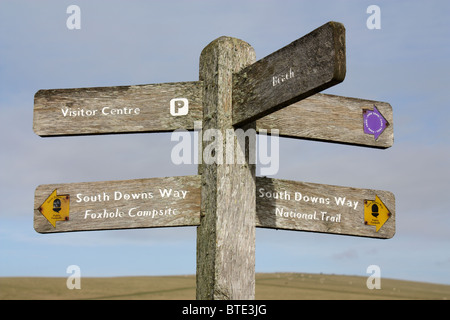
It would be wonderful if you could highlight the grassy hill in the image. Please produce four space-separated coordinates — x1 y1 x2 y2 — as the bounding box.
1 273 449 300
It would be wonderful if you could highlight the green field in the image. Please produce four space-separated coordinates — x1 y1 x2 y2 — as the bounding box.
1 273 449 300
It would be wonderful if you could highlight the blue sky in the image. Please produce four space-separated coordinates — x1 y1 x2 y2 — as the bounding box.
1 0 449 286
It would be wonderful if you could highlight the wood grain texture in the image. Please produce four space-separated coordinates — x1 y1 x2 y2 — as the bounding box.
34 175 201 233
232 21 346 127
33 81 203 136
196 37 257 300
256 93 393 148
255 177 395 239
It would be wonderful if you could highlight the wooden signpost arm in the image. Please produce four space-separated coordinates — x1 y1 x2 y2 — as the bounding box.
255 177 395 239
196 37 257 300
33 81 203 136
256 93 393 149
232 21 346 127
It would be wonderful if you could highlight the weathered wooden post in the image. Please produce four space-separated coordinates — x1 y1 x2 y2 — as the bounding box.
196 37 257 300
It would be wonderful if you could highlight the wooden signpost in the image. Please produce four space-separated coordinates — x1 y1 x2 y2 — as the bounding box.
33 81 203 136
255 177 395 239
232 21 346 127
34 176 201 233
256 93 393 149
33 21 395 300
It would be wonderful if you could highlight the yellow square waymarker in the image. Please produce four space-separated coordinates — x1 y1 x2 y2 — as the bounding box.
364 195 391 232
38 189 70 228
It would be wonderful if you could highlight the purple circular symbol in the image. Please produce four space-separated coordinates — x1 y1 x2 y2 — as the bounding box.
363 106 387 140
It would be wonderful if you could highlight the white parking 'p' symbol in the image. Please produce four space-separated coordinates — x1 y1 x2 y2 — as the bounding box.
170 98 189 116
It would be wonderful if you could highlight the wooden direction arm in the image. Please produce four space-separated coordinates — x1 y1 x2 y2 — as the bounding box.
33 81 203 136
255 177 395 239
256 93 394 149
232 21 346 127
